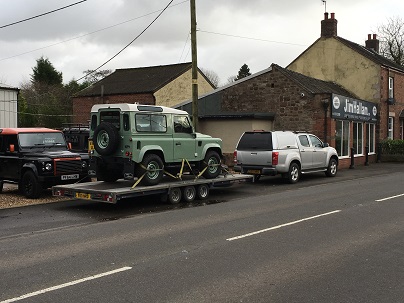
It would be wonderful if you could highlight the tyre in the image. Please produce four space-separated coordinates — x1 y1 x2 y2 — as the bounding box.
21 170 42 199
168 187 182 204
93 122 120 156
287 162 300 184
196 184 209 200
136 154 164 186
202 150 221 179
182 186 196 202
325 158 338 177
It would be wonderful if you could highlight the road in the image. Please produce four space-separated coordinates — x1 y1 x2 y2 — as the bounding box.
1 163 403 302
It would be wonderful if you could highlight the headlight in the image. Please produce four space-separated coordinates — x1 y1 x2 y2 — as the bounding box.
45 163 52 171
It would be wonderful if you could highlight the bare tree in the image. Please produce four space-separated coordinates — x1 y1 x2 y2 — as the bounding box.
200 68 220 88
377 16 404 66
226 75 237 84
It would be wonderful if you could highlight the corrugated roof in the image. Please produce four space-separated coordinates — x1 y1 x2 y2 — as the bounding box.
75 63 193 97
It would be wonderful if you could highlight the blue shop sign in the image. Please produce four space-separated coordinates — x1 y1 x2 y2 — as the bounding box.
331 94 377 123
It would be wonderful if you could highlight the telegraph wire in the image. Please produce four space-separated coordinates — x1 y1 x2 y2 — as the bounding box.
198 30 307 47
0 0 189 62
77 0 175 82
0 0 88 29
178 32 190 62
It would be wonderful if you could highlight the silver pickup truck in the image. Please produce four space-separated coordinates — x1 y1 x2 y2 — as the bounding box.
233 131 339 183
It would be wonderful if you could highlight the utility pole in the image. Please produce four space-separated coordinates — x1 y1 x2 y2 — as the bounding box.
190 0 199 131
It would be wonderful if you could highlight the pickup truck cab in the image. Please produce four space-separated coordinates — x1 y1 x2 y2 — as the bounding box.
234 130 338 183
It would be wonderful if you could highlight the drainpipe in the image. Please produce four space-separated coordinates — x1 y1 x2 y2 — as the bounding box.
321 98 330 142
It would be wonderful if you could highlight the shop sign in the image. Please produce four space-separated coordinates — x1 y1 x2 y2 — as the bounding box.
331 94 377 122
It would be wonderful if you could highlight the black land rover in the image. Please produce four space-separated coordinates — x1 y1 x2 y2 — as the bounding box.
0 128 90 198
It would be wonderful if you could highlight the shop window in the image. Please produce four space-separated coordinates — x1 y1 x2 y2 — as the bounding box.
388 117 394 139
335 120 350 157
367 123 376 153
353 122 363 155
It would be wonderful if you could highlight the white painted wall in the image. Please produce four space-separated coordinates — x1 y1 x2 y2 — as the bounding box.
0 87 18 128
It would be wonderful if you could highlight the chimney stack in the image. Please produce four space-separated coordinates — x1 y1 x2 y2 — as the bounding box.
321 12 338 38
365 34 379 53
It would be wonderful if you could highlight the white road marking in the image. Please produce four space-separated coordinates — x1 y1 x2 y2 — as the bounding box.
226 210 341 241
0 267 132 303
375 193 404 202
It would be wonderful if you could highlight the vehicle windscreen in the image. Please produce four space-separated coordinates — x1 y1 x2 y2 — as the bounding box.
237 132 273 151
18 132 66 148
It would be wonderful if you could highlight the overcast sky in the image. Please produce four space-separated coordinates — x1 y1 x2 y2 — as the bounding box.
0 0 403 88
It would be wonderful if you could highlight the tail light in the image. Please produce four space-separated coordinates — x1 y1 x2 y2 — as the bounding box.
272 152 279 165
233 150 238 163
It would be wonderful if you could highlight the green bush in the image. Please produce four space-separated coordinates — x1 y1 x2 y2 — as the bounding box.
380 139 404 155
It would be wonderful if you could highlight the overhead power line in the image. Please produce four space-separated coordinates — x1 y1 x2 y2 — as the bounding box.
198 30 307 47
0 0 189 62
77 0 175 82
0 0 88 29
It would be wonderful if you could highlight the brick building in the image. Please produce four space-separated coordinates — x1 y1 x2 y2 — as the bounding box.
177 64 360 165
288 12 404 167
72 63 215 124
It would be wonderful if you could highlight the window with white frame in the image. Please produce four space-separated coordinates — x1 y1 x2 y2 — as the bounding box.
389 77 394 99
367 123 376 153
353 122 363 155
335 120 350 157
388 117 394 139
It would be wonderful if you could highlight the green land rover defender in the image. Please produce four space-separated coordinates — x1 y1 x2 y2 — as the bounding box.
88 104 223 186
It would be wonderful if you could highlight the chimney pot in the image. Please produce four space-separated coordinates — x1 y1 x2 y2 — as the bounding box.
368 34 371 40
373 34 377 39
331 13 335 19
324 12 329 20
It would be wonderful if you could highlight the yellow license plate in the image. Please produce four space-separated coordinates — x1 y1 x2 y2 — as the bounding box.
247 169 261 174
75 192 91 199
88 140 94 151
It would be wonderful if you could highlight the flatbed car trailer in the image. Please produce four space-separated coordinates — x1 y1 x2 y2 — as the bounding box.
52 174 253 204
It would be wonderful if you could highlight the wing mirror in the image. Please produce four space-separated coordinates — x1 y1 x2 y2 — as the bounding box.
323 143 329 147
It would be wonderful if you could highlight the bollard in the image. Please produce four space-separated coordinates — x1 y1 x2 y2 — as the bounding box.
365 145 369 166
349 147 355 169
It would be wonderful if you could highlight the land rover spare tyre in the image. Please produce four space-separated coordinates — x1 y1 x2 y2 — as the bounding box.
93 122 120 156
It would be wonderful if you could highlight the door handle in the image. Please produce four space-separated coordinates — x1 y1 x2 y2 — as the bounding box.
176 142 181 146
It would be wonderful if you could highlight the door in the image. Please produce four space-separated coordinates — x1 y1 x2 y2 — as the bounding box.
172 115 196 161
309 135 328 168
297 135 313 170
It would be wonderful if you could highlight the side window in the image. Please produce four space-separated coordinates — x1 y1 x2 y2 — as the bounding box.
173 116 193 134
135 114 167 133
91 115 97 131
298 135 310 147
309 135 323 148
123 114 130 131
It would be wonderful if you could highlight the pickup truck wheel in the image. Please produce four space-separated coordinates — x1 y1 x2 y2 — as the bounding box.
21 170 42 198
168 187 182 204
325 158 338 177
182 186 196 202
137 154 164 186
93 122 120 156
196 184 209 200
287 163 300 184
202 151 221 179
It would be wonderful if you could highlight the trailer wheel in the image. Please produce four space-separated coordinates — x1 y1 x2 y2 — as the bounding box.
168 187 182 204
196 184 209 200
182 186 196 202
